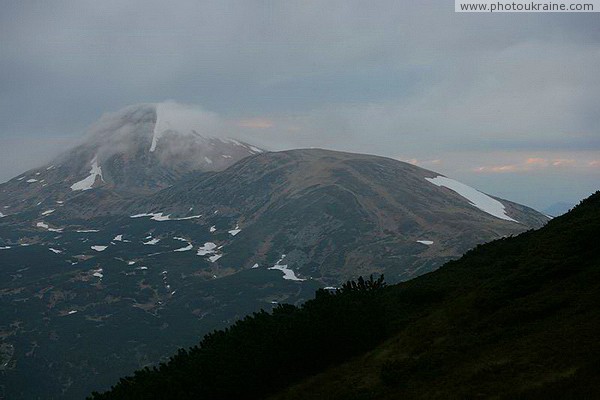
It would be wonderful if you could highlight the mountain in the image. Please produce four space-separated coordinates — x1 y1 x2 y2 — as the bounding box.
0 105 549 398
89 191 600 400
132 148 548 282
543 201 575 217
0 103 262 216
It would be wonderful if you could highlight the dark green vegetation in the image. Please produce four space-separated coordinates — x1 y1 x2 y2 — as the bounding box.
91 191 600 399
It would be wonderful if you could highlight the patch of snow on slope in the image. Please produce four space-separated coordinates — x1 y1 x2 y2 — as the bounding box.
143 238 160 245
76 229 100 233
71 157 104 191
37 221 63 232
113 235 123 241
49 248 62 254
130 212 201 221
175 214 202 220
91 245 107 252
209 225 216 233
42 209 55 216
425 176 518 222
0 212 4 218
268 255 305 281
131 212 171 221
0 246 11 250
27 179 38 183
417 240 434 245
174 243 193 252
208 254 222 262
228 225 241 236
197 242 217 256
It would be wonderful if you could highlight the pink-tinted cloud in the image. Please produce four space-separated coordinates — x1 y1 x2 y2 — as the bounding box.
525 157 549 166
400 158 441 166
552 159 576 167
474 156 590 174
236 118 274 129
474 164 520 173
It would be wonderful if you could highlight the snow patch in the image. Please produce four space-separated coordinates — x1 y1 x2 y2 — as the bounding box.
208 254 222 262
71 157 104 191
113 235 123 241
268 255 305 281
131 212 171 221
176 214 202 221
417 240 434 245
48 248 62 254
174 243 193 252
130 212 201 221
251 263 259 269
425 176 518 222
0 246 11 250
37 222 63 232
76 229 100 233
41 209 55 216
204 157 212 164
143 238 160 245
228 225 241 236
197 242 217 256
209 225 216 233
26 179 38 183
91 245 108 252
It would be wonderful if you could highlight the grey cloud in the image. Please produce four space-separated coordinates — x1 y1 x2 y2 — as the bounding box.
0 0 598 208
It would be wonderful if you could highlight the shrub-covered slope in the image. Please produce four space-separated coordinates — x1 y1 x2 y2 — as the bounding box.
91 191 600 400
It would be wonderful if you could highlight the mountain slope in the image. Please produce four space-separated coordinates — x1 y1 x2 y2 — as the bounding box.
134 148 548 282
89 191 600 400
0 107 551 398
0 103 261 216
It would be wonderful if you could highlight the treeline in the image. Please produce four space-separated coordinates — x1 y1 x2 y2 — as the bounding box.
89 276 391 400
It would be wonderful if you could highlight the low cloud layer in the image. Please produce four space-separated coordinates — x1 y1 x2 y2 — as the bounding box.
0 1 598 209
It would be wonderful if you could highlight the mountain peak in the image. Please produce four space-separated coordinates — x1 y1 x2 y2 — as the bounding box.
150 101 220 152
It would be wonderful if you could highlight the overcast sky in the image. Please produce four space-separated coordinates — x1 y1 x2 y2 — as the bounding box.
0 0 598 210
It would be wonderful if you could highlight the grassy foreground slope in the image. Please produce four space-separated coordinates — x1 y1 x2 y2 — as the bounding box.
91 191 600 400
273 191 600 400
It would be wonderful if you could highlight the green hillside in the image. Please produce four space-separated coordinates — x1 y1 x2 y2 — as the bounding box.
90 191 600 400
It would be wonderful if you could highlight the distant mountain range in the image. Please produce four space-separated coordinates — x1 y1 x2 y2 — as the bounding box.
0 104 549 398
